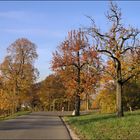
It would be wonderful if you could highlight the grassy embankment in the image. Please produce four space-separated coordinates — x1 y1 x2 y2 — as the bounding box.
65 110 140 139
0 111 31 121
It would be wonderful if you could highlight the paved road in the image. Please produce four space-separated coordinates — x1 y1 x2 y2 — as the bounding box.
0 112 71 139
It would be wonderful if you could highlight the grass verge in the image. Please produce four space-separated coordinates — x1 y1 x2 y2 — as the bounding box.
0 111 31 121
65 110 140 139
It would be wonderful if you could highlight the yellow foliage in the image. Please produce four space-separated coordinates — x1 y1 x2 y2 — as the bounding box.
95 87 116 113
0 90 17 112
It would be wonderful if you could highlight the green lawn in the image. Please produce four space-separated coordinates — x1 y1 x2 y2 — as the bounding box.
65 110 140 139
0 111 31 121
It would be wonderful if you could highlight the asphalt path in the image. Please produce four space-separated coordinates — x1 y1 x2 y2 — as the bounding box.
0 112 71 139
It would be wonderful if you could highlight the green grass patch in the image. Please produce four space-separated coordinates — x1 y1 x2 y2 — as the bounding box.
65 110 140 139
0 111 31 121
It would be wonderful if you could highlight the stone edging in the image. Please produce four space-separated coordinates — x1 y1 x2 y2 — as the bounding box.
60 116 80 140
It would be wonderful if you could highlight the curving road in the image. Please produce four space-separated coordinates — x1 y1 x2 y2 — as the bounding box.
0 112 71 139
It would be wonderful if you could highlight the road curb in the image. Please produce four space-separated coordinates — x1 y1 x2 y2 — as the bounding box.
59 116 80 140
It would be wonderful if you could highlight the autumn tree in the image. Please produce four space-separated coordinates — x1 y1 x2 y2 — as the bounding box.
57 63 100 111
94 82 116 113
52 29 100 116
87 2 140 117
38 74 66 111
0 77 14 115
29 82 42 111
123 77 140 111
95 76 140 113
0 38 38 112
80 65 100 111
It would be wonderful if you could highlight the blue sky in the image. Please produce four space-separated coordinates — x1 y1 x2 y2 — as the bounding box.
0 1 140 82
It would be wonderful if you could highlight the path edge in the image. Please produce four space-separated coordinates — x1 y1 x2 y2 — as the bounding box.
59 116 80 140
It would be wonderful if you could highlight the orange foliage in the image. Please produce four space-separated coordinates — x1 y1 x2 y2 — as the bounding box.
51 29 101 114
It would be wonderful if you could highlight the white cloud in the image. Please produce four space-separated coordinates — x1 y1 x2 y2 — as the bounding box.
0 10 48 22
0 11 27 19
0 28 66 39
2 28 47 35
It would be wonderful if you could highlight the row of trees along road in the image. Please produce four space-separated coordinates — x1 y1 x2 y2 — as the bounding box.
51 2 140 117
0 2 140 118
0 38 38 116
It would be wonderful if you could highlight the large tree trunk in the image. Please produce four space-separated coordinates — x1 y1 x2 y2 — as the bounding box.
116 62 124 117
75 94 80 116
116 81 123 117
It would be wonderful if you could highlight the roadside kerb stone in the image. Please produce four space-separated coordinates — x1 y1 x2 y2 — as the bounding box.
61 117 80 140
